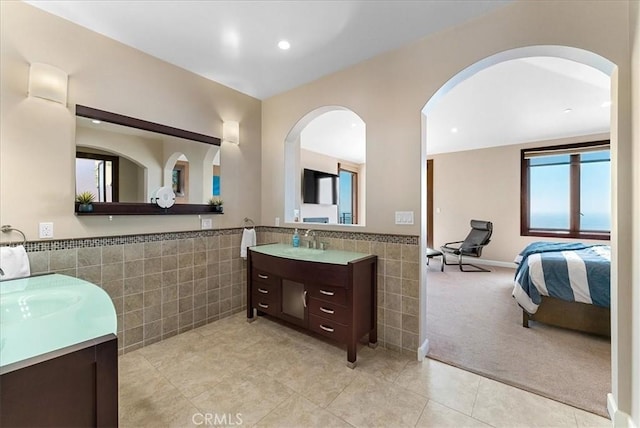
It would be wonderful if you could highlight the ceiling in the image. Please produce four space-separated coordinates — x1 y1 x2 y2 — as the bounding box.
26 0 511 100
26 1 610 159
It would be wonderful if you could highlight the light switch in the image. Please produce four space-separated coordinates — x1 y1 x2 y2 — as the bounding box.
395 211 414 225
201 218 212 230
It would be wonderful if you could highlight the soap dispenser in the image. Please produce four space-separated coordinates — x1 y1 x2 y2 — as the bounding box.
292 228 300 247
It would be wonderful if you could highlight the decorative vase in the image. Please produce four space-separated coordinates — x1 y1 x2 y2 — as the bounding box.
213 205 223 213
78 203 94 213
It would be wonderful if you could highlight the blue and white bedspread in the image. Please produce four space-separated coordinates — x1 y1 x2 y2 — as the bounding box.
512 242 610 314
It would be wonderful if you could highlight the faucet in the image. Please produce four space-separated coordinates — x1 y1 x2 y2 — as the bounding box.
304 229 317 249
0 267 4 276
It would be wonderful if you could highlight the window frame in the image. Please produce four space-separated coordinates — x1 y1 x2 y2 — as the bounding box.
338 162 358 225
76 151 120 202
520 140 611 241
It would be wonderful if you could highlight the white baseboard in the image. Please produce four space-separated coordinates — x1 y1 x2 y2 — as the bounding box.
608 393 638 428
460 256 516 269
417 338 429 361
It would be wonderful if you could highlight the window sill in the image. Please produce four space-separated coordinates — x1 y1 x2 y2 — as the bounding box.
522 230 610 241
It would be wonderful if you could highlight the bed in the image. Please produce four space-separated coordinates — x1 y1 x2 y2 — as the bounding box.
512 242 611 336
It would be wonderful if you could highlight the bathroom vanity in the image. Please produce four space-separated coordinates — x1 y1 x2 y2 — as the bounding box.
0 274 118 427
247 244 377 368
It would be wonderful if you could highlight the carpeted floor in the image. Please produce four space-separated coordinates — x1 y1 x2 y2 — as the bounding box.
426 265 611 417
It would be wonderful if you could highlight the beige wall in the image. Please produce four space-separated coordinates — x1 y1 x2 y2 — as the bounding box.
0 1 262 241
261 0 636 420
430 133 611 264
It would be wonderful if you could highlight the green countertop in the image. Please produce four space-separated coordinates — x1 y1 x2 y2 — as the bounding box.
0 273 117 368
250 243 371 265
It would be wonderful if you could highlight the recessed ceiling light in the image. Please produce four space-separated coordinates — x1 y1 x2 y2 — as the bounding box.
601 101 612 108
563 108 573 114
450 127 458 133
278 40 290 50
92 119 101 124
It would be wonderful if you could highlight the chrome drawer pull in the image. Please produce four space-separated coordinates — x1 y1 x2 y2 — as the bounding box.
258 303 269 309
258 288 269 294
319 289 334 296
258 274 269 279
320 324 334 333
320 307 335 314
303 290 307 308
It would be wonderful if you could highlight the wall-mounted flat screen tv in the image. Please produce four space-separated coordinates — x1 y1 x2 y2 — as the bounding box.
302 168 338 205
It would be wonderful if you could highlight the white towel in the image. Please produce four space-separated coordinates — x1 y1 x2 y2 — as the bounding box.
240 228 256 259
0 245 31 280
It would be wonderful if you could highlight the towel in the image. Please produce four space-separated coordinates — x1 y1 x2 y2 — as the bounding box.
0 245 31 280
240 228 256 259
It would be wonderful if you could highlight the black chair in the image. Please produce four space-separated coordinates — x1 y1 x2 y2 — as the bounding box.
440 220 493 272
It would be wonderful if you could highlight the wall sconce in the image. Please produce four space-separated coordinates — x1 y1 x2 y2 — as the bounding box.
28 62 68 105
223 121 239 145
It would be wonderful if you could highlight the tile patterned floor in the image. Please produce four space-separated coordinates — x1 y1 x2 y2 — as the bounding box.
119 313 611 427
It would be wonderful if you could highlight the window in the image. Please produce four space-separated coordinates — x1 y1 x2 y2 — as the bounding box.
75 151 119 202
521 141 610 240
338 163 358 225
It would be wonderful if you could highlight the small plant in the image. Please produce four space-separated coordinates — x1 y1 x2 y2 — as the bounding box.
75 191 95 205
208 197 223 206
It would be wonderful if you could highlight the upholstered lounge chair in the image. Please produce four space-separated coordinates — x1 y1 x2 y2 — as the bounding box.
440 220 493 272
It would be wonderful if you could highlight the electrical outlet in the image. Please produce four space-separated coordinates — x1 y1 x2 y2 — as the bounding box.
39 222 54 239
201 218 212 230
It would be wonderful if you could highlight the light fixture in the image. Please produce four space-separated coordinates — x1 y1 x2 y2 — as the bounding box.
563 108 573 113
278 40 291 50
28 62 68 105
91 119 101 124
450 127 458 133
223 121 240 145
601 101 612 108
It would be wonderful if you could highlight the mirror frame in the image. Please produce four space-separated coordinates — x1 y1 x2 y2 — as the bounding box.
75 105 222 216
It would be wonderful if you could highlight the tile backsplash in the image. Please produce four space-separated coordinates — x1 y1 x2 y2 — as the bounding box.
16 227 420 356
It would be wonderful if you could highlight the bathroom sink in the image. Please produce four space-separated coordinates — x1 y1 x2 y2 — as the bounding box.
280 247 326 256
250 243 369 265
0 274 117 368
1 291 82 324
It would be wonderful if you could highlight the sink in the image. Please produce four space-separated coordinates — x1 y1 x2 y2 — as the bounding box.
1 291 82 324
280 247 325 256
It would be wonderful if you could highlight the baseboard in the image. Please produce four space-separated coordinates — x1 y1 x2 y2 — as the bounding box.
460 256 516 269
417 338 429 361
608 393 638 428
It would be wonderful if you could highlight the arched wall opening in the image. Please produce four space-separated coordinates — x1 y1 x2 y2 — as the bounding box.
418 44 618 399
283 106 366 226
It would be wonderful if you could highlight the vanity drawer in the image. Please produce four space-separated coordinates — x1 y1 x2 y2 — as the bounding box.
252 295 278 316
251 269 279 287
308 314 348 343
252 280 279 298
309 298 349 325
308 285 347 306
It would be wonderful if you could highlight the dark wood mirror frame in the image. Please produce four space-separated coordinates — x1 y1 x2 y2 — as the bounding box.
75 105 222 216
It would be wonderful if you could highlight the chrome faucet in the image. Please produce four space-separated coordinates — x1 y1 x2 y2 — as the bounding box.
0 267 4 276
304 229 317 249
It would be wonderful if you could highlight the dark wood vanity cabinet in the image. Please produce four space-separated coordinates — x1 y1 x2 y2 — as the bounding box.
247 249 377 368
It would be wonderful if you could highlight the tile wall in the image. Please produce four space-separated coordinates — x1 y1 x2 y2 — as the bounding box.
16 227 420 356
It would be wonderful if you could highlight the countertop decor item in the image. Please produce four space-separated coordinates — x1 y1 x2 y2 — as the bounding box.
209 197 223 213
75 191 95 213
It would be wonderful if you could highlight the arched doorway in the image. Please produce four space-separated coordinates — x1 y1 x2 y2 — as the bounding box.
418 45 617 413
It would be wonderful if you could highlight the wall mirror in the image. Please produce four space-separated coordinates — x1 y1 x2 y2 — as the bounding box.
74 105 221 215
284 107 366 226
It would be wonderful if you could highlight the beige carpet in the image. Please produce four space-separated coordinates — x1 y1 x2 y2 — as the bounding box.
426 265 611 417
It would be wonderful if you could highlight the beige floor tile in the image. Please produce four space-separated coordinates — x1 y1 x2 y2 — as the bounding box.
261 345 358 408
255 395 353 428
472 377 578 427
574 407 611 427
395 358 481 415
327 372 427 427
137 331 204 370
416 400 491 427
190 371 293 427
354 345 411 382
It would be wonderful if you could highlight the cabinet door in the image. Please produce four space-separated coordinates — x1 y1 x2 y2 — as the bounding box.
280 279 307 327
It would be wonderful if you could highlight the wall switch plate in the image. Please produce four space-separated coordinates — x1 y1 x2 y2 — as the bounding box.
39 222 54 238
201 218 212 230
275 217 280 226
395 211 414 225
